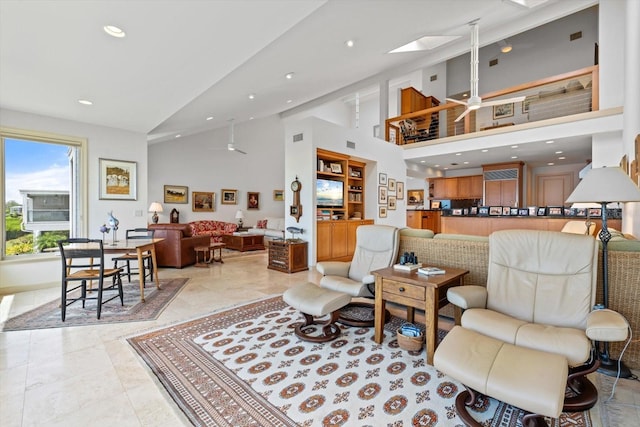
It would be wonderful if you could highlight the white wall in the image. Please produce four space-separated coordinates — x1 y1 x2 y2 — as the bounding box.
148 116 286 226
0 108 147 290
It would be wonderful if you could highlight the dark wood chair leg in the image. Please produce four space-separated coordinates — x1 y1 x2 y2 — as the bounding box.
294 311 341 343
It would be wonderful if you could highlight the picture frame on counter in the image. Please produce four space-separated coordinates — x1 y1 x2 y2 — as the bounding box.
588 208 602 217
479 207 489 216
547 206 563 216
575 208 587 217
430 201 441 209
510 207 519 216
528 206 537 216
564 207 575 216
537 207 547 216
501 207 511 216
452 208 463 216
489 206 502 216
518 208 529 216
469 207 478 215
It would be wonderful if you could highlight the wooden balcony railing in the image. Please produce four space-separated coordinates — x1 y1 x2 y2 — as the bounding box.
385 65 599 145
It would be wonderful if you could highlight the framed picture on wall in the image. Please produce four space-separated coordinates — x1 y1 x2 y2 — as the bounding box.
396 182 404 199
379 205 387 218
221 189 238 205
493 102 514 119
378 186 387 204
192 192 215 212
163 185 188 204
247 191 260 209
388 196 397 210
99 158 137 200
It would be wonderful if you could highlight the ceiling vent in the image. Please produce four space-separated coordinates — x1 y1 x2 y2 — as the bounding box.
292 133 303 142
570 31 582 41
430 74 438 82
346 140 356 149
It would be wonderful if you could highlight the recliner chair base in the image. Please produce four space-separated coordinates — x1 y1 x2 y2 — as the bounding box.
337 301 390 327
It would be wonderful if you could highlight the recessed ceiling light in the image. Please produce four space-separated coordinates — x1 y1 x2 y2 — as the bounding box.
248 93 255 100
389 35 461 53
206 116 213 121
481 149 488 153
548 162 555 166
545 140 555 144
511 156 518 159
175 134 181 138
345 40 355 48
286 99 292 104
78 99 93 105
249 117 254 120
444 167 449 170
463 93 468 98
103 25 125 38
420 160 426 163
434 164 440 167
285 72 295 79
511 145 518 148
555 151 563 154
455 153 462 156
463 161 469 164
558 156 566 160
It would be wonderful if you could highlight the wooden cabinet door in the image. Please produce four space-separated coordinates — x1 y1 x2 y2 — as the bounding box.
501 180 517 206
484 181 503 206
470 175 483 198
406 211 421 228
316 221 332 261
432 179 446 199
457 176 471 198
536 173 573 207
331 221 349 259
444 178 458 198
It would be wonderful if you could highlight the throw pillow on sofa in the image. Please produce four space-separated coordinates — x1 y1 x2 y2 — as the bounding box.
257 219 268 229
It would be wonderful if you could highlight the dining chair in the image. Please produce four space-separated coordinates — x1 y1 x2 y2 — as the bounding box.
58 238 124 320
113 228 155 286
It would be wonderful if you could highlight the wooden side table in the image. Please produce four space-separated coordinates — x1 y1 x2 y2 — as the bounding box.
195 243 225 267
372 265 468 365
268 239 308 273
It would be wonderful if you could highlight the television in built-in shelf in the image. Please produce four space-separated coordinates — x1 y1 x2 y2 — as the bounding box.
317 178 344 208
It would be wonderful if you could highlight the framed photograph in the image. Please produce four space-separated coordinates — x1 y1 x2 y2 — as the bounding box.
489 206 502 216
493 102 514 120
388 196 397 210
192 192 215 212
575 208 587 217
469 207 478 215
388 126 398 144
479 206 489 216
588 208 602 217
502 206 511 216
378 186 387 204
99 158 137 200
247 192 260 210
430 201 441 209
221 189 238 205
564 207 575 216
164 185 188 204
452 208 463 216
522 95 537 114
528 206 537 216
388 178 396 193
396 182 404 200
547 206 563 216
379 173 387 185
330 163 343 174
379 205 387 218
537 207 547 216
273 190 284 201
518 208 529 216
510 207 519 216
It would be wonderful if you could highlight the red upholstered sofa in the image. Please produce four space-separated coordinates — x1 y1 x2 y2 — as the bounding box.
148 223 210 268
189 220 237 243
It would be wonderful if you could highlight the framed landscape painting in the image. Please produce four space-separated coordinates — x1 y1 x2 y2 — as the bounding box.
164 185 188 204
99 158 137 200
192 191 214 212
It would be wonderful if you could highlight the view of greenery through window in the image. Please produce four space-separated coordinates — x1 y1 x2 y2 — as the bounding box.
3 138 71 256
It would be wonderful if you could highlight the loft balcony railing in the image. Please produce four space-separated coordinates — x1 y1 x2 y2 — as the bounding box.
384 65 598 145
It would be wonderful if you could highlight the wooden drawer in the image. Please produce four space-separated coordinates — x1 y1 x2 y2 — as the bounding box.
382 279 424 300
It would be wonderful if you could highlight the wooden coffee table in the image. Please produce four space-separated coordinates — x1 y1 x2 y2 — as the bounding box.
221 233 265 252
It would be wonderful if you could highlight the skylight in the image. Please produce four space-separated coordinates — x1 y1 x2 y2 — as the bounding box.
389 35 461 54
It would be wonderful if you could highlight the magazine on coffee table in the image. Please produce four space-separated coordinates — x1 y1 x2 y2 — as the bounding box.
393 263 420 272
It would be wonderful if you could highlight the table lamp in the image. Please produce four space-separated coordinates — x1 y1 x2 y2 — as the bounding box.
235 210 245 228
566 166 640 378
148 202 163 224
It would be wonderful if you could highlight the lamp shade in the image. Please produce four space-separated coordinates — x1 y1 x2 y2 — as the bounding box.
148 202 163 213
566 166 640 204
235 210 245 220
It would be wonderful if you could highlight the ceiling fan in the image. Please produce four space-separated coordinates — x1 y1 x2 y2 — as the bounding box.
447 22 525 122
226 119 247 154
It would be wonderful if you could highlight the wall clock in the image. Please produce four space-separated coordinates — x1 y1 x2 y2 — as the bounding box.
290 176 302 222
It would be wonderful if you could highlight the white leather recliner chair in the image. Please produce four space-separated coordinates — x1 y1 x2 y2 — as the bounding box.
316 224 399 326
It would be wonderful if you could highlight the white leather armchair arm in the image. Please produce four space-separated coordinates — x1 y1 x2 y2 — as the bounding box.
316 261 351 277
447 285 488 310
586 309 629 342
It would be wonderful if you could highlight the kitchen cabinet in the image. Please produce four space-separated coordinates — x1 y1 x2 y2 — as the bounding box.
406 210 441 233
483 162 523 207
431 175 483 200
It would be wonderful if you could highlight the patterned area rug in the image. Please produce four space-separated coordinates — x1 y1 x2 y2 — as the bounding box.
2 278 188 331
128 296 591 427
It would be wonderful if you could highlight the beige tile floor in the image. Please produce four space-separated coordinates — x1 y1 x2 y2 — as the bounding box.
1 252 638 426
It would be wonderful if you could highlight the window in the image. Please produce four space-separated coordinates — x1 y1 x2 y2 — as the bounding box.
1 127 86 259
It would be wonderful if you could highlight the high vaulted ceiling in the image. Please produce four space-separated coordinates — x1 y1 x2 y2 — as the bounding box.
0 0 596 145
